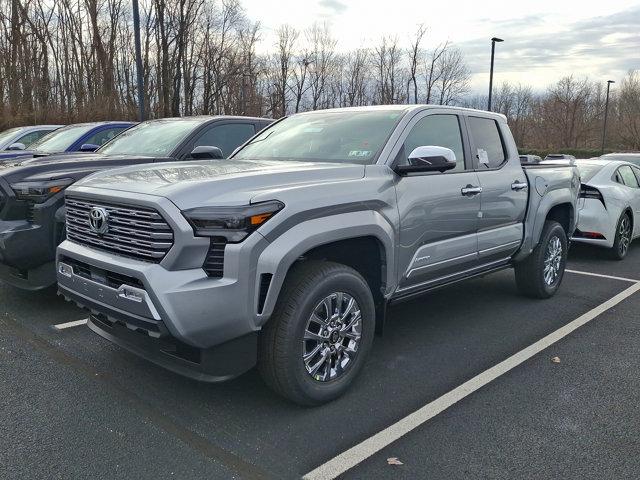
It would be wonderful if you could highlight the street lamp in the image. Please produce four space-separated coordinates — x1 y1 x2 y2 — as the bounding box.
487 37 504 111
132 0 145 121
601 80 615 154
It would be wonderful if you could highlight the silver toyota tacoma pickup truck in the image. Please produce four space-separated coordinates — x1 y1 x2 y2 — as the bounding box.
56 106 580 405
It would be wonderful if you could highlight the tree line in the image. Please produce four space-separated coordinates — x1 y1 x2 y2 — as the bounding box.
1 0 638 151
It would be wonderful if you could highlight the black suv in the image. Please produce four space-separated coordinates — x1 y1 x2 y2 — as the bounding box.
0 116 271 289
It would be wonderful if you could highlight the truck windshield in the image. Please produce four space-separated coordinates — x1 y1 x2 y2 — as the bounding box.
233 110 406 164
98 119 204 157
29 124 96 153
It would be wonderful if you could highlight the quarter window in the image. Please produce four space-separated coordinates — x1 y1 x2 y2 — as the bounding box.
468 117 506 169
619 166 639 188
398 114 465 171
193 123 256 157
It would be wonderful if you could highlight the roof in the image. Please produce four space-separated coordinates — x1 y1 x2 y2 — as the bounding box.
140 115 270 124
294 104 507 121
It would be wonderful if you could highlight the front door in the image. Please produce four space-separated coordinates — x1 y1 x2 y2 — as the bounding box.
394 112 481 292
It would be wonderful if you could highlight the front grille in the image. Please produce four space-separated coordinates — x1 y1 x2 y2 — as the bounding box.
26 202 35 223
203 238 227 277
65 196 174 263
0 188 7 213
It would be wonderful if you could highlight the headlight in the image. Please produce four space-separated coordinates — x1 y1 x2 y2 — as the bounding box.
10 178 74 203
183 200 284 242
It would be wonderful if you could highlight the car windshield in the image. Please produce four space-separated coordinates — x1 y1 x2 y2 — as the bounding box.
98 119 205 157
576 162 605 182
30 124 97 153
0 127 22 146
233 110 406 164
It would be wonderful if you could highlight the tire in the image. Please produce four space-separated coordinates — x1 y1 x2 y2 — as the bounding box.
258 261 375 406
609 212 632 261
515 220 568 299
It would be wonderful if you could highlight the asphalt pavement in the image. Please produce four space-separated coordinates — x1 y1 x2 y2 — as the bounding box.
1 243 639 479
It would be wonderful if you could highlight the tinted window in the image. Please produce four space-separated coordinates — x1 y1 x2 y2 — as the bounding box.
619 166 639 188
193 123 255 157
98 119 205 157
30 124 97 153
234 110 405 164
633 166 640 184
16 130 51 147
83 127 128 147
398 114 465 171
468 117 506 168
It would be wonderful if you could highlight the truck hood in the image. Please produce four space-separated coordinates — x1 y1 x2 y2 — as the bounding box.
0 152 163 183
72 159 366 208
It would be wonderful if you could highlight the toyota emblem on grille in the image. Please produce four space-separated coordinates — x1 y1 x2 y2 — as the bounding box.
89 207 109 235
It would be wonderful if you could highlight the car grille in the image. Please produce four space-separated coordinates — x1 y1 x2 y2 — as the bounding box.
65 196 174 262
0 189 6 212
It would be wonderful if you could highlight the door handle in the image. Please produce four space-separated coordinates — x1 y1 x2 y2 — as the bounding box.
511 181 528 191
461 185 482 196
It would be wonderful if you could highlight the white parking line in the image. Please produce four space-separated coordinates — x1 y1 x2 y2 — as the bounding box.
303 280 640 480
566 269 639 283
53 319 88 330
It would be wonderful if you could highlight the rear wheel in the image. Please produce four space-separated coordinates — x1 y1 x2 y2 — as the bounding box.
515 220 568 299
609 212 632 261
258 261 375 406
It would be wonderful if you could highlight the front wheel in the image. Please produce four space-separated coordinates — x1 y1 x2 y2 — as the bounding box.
515 220 568 299
258 261 375 406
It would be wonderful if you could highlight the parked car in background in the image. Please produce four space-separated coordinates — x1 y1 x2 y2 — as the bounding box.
572 159 640 259
599 153 640 167
55 105 579 405
0 125 63 151
0 115 271 290
545 154 576 161
519 154 542 165
0 121 135 162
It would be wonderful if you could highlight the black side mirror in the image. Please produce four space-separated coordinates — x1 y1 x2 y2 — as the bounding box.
79 143 100 152
189 145 224 160
395 146 457 175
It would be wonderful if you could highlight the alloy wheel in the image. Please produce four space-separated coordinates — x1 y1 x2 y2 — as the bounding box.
543 235 563 286
302 292 362 382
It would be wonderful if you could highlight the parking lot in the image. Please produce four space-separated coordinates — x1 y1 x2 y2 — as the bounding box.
2 243 639 480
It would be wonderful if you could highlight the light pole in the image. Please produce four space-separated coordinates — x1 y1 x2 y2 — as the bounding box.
601 80 615 154
132 0 145 121
487 37 503 111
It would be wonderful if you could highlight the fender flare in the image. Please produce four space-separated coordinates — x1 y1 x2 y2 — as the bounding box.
254 210 396 323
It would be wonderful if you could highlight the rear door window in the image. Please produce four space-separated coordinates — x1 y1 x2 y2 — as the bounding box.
619 166 639 188
467 117 506 169
16 130 51 147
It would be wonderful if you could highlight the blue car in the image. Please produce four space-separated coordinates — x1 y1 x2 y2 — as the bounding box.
0 125 63 151
0 121 135 162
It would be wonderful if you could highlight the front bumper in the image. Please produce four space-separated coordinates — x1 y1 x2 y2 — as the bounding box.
87 314 257 382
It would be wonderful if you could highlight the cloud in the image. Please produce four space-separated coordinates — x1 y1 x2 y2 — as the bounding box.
318 0 348 14
461 5 640 84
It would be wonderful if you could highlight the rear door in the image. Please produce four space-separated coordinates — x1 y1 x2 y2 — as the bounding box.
393 111 481 291
467 116 527 263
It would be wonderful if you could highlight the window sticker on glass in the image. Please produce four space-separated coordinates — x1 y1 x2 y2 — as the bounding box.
478 148 489 165
348 150 372 157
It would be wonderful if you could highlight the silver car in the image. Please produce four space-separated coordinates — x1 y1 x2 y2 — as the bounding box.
0 125 62 151
572 159 640 259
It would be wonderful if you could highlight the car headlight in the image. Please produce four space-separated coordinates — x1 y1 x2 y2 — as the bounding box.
183 200 284 242
10 178 75 203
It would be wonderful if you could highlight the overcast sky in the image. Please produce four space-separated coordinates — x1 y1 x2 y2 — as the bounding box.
242 0 640 93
